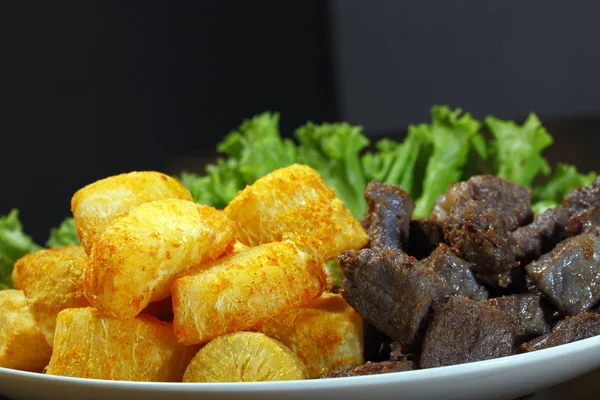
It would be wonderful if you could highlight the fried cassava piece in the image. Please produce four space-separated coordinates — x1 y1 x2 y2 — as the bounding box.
46 307 197 381
85 199 236 319
12 245 89 346
224 164 368 261
261 292 363 378
172 240 326 345
71 171 192 254
0 290 52 372
183 332 307 382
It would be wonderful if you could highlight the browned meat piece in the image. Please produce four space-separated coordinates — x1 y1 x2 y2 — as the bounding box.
340 248 447 349
563 176 600 217
362 181 414 251
526 233 600 316
430 175 532 231
408 219 444 259
444 200 517 288
567 205 600 236
319 360 414 378
421 244 488 301
521 313 600 352
420 296 517 368
486 294 550 339
511 206 569 264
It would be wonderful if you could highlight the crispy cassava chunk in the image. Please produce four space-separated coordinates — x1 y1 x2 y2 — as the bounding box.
85 199 235 319
0 290 52 372
46 308 197 381
13 245 89 346
261 292 363 378
223 164 368 261
71 171 192 254
172 240 326 345
183 332 307 382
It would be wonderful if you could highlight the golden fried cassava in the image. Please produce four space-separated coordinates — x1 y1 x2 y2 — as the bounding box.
183 332 307 382
261 292 364 377
46 307 197 381
0 290 52 372
71 171 192 254
85 199 235 319
172 240 326 345
12 245 89 346
223 164 368 261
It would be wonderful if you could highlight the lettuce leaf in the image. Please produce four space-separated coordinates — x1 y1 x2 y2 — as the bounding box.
413 106 484 217
486 113 553 187
295 122 370 218
532 163 597 213
0 209 41 289
178 112 295 209
46 217 81 248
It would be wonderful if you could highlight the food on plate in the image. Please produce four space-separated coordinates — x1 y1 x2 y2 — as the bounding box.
419 296 517 368
223 164 368 261
182 332 307 382
485 294 550 340
12 245 89 346
521 313 600 352
71 171 192 254
0 290 52 372
85 199 235 319
260 292 363 378
525 233 600 316
319 360 414 378
361 180 414 251
46 307 197 381
172 240 326 345
1 106 600 382
341 175 600 372
339 247 447 349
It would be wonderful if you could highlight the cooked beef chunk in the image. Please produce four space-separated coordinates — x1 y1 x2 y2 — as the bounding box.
486 294 550 339
421 243 488 300
563 176 600 217
363 322 393 362
420 296 517 368
319 360 414 378
430 175 532 231
526 233 600 316
444 200 517 288
362 181 414 251
520 313 600 352
511 206 569 264
567 205 600 236
408 219 444 259
340 248 447 348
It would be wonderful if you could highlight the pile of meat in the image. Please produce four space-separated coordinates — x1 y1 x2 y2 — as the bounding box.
323 175 600 377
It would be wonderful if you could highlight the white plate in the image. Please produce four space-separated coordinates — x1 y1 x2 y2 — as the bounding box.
1 335 599 400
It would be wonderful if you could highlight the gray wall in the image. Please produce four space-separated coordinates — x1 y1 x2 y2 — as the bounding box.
330 0 600 133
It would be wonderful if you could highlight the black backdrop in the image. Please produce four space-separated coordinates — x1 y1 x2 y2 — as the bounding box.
10 1 336 242
7 0 600 242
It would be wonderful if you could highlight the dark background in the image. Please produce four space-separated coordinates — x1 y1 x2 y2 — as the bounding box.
7 0 600 242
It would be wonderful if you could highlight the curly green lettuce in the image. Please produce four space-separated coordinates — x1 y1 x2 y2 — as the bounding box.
46 217 81 248
0 209 41 289
486 113 553 187
532 163 597 214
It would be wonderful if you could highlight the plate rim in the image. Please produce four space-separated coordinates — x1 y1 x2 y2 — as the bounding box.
1 334 599 392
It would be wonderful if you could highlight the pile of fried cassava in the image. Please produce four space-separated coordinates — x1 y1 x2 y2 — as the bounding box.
2 165 599 382
1 166 366 381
